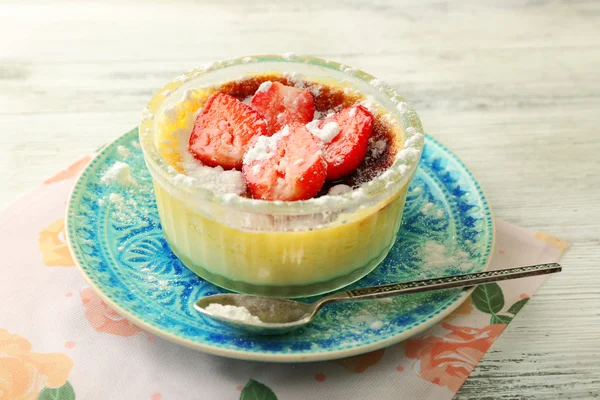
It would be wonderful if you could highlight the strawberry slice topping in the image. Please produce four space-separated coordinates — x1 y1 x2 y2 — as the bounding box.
308 105 373 180
189 93 268 170
242 123 327 201
250 82 315 134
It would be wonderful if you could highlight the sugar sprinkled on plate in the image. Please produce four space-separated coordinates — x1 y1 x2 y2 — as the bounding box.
421 240 473 271
370 321 384 330
101 161 137 187
108 193 124 205
117 145 131 159
421 202 434 214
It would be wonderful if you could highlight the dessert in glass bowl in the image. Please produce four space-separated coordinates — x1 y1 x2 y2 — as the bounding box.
138 55 424 297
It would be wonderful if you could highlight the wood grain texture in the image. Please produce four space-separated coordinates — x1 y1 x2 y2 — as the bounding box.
1 0 599 398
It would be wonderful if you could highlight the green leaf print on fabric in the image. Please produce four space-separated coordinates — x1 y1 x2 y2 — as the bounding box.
37 381 75 400
471 284 533 325
240 379 278 400
507 297 529 315
490 314 513 325
472 283 504 314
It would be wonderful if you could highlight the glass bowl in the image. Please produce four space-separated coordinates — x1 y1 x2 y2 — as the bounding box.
139 54 424 297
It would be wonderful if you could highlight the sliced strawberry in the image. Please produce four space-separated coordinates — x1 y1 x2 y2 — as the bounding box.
242 123 327 201
250 82 315 134
189 93 268 170
311 105 374 180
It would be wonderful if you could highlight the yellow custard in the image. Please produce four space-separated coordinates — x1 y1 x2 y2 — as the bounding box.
139 55 424 297
155 184 406 293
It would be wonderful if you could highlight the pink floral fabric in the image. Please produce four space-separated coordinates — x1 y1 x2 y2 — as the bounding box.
0 155 568 400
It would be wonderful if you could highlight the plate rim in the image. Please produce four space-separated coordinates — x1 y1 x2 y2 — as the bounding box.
66 128 495 363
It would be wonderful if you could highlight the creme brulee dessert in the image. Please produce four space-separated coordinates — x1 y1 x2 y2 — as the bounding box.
139 55 424 297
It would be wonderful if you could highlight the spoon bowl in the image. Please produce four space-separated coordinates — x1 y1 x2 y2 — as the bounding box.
195 294 318 334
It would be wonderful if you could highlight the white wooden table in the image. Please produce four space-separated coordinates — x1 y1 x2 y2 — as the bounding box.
1 1 599 398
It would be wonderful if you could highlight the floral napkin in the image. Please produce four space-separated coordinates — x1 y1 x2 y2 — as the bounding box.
0 154 568 400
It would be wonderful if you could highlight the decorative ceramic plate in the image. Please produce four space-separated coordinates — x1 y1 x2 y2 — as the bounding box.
66 128 493 362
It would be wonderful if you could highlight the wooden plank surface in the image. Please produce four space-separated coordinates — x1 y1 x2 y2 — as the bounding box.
1 1 599 398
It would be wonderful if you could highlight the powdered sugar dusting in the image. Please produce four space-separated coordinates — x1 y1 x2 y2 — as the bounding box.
307 85 321 97
341 66 357 74
314 109 335 120
421 202 434 214
370 320 384 330
204 303 262 324
360 95 377 113
370 139 387 158
420 201 445 219
243 126 290 165
108 193 124 205
370 79 384 89
101 162 137 187
286 72 304 81
140 107 154 122
328 184 352 196
421 241 474 272
117 145 131 159
286 72 322 97
178 149 246 195
395 147 422 164
306 121 340 143
256 81 272 93
163 107 179 124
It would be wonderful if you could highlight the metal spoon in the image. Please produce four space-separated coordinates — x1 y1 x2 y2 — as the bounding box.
194 263 561 335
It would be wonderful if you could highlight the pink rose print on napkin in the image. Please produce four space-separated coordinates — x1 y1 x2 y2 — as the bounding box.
449 297 473 318
405 323 505 392
44 155 92 184
80 287 142 336
535 231 569 253
38 218 75 267
0 329 75 400
330 348 386 373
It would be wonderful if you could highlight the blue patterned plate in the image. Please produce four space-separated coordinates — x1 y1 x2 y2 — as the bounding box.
66 128 493 362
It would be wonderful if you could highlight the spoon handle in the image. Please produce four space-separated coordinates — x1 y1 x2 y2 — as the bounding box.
341 263 561 301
